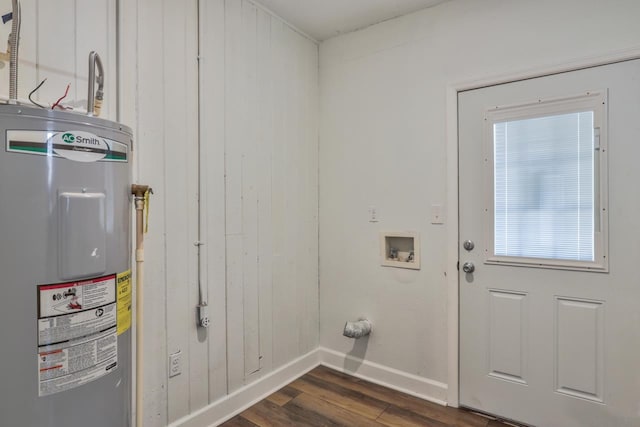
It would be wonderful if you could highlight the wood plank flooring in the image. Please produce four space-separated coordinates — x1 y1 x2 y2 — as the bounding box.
221 366 509 427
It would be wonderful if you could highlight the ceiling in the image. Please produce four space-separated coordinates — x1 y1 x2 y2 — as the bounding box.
252 0 449 41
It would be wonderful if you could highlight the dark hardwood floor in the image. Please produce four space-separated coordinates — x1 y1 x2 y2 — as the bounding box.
221 365 509 427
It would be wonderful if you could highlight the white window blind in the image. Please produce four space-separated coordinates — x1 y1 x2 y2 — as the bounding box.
493 111 594 261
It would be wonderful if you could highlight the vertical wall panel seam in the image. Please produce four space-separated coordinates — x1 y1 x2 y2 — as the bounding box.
253 1 258 376
115 0 119 121
315 41 320 347
223 0 230 397
107 0 112 117
267 13 274 371
35 0 40 89
254 5 260 371
224 0 228 397
161 0 170 423
185 0 192 413
73 0 77 101
134 0 140 180
240 0 247 382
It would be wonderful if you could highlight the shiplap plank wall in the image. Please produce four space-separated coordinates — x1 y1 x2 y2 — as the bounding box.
256 6 274 379
16 0 319 424
199 0 229 405
200 1 227 401
76 0 115 110
224 0 246 393
212 0 319 408
269 18 320 369
123 0 318 425
15 0 36 100
0 0 116 117
164 0 201 421
133 0 171 425
0 0 315 425
214 0 319 396
240 0 261 380
37 0 76 101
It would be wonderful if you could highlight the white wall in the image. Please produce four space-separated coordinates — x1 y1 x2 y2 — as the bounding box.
319 0 640 402
120 0 318 425
0 0 116 117
15 0 640 423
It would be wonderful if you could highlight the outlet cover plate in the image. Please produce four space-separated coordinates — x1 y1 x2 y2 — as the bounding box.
169 351 182 378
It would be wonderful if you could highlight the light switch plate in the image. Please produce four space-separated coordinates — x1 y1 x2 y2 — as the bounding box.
368 206 379 222
431 204 444 224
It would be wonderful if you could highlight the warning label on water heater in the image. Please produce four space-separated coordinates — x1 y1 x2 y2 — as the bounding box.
116 270 132 335
37 274 118 396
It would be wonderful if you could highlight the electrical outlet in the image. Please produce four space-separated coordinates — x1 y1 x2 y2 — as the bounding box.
169 351 182 378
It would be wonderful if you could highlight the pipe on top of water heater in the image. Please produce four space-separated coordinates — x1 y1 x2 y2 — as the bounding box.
9 0 20 103
87 51 104 116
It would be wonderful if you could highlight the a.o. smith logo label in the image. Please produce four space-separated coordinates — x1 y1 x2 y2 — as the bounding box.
6 130 128 163
52 131 109 162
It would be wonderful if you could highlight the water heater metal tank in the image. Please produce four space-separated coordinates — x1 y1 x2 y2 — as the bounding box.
0 105 133 427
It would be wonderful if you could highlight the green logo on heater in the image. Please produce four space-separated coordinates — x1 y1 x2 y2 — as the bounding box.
62 133 75 143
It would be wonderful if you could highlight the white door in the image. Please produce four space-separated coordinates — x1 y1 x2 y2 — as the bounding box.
459 59 640 427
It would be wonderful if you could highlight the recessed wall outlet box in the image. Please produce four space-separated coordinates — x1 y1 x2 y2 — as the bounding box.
169 351 182 378
380 231 420 270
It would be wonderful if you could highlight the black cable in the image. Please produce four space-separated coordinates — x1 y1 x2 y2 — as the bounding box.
28 78 47 108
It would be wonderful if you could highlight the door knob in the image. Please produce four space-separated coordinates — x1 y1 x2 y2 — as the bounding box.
462 262 475 273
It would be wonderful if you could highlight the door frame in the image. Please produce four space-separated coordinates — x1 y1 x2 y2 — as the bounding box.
445 46 640 408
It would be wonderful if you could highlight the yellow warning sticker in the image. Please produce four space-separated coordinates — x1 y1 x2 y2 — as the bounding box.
116 270 132 335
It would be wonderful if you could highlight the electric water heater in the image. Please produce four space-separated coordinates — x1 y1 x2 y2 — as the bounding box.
0 105 133 427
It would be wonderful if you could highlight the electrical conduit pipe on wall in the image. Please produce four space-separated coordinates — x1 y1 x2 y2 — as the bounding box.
131 184 152 427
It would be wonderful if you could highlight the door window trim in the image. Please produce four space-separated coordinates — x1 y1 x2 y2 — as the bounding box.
483 91 609 272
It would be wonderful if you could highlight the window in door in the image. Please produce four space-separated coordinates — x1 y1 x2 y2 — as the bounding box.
484 92 608 271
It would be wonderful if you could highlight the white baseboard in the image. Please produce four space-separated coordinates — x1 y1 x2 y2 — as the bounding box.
318 346 448 406
169 349 320 427
169 346 449 426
